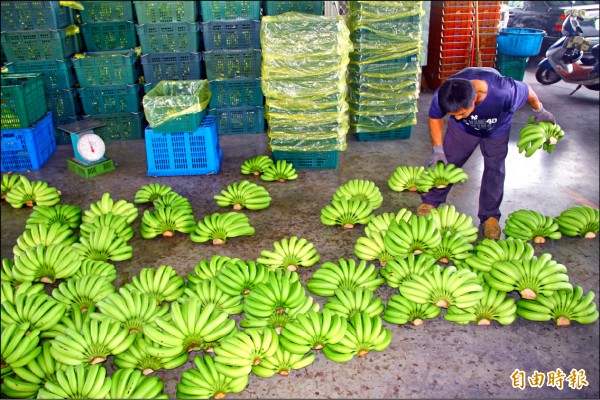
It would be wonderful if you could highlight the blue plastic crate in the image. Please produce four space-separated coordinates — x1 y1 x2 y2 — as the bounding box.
208 106 264 134
272 150 338 169
145 115 222 176
1 112 56 172
80 21 138 52
201 20 261 50
1 1 74 30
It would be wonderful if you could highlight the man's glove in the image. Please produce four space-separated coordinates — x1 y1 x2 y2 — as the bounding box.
426 145 448 167
533 106 556 124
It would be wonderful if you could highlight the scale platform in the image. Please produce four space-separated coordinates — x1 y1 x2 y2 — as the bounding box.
67 157 115 179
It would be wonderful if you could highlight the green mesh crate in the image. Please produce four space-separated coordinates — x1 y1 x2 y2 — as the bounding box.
495 53 527 81
208 106 265 134
133 1 198 23
1 0 74 30
272 150 338 169
1 74 48 129
78 84 143 114
354 125 412 141
72 49 140 87
80 21 138 51
208 78 263 107
1 27 81 62
82 112 146 142
5 58 77 91
264 1 324 16
45 88 82 120
136 21 201 53
79 1 134 22
203 49 262 79
200 1 261 21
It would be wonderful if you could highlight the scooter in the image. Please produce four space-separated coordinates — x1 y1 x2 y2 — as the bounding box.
535 10 600 95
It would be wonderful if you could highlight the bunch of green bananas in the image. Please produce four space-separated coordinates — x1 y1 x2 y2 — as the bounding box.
260 160 298 182
144 300 237 354
279 309 348 354
37 364 111 399
72 226 133 262
50 319 136 365
333 179 383 210
320 198 373 229
5 176 61 208
91 287 170 334
1 258 19 286
154 192 193 212
214 180 272 210
13 244 82 283
322 313 392 363
323 288 384 319
400 265 485 309
429 232 474 265
187 255 234 286
80 213 135 242
388 165 426 192
190 212 256 245
363 209 413 238
51 274 115 313
517 121 565 157
82 192 138 225
306 258 384 297
140 206 196 238
427 205 479 243
383 293 442 326
122 265 185 305
114 335 189 374
354 230 395 267
257 236 320 271
40 304 95 340
240 155 274 176
1 322 42 370
503 209 562 243
1 173 23 199
213 327 279 378
252 346 316 378
13 222 78 257
1 281 44 305
1 341 61 399
183 279 244 315
516 285 599 326
215 259 270 297
444 284 517 325
25 204 82 230
464 237 535 273
484 253 572 300
380 254 439 288
384 215 442 257
243 270 306 318
71 259 117 283
109 368 168 399
134 183 173 204
415 163 468 192
240 296 319 333
556 205 599 239
176 354 249 399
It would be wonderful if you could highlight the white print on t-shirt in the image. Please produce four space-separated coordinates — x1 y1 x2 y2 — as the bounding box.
461 114 497 131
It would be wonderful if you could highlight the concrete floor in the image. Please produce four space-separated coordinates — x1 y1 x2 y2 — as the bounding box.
1 66 598 399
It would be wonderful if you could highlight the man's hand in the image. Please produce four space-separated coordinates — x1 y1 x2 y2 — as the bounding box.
533 106 556 124
426 145 448 167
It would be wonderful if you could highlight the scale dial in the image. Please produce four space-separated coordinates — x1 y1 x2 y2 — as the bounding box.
76 133 106 163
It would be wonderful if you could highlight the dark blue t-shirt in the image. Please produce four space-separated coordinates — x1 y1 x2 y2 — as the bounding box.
429 67 530 137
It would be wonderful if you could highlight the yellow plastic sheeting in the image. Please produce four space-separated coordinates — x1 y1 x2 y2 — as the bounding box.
142 80 211 128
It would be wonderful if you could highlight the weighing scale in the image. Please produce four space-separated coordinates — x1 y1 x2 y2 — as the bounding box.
56 119 116 178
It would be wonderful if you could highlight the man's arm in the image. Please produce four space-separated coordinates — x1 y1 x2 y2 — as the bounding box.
426 117 447 166
526 84 556 123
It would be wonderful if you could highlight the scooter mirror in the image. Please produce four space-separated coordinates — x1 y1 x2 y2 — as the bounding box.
595 18 599 31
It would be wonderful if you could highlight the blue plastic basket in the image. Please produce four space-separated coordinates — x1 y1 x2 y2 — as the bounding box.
1 112 56 172
272 150 338 169
145 115 222 176
496 28 546 57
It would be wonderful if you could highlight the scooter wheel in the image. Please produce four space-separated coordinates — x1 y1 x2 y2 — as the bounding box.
535 68 561 85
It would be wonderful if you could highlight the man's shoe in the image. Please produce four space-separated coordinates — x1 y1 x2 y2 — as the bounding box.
483 217 501 240
417 203 435 217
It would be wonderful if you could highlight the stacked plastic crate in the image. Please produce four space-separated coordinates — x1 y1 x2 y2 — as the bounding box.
261 13 353 168
2 0 82 145
346 1 424 141
201 1 264 135
263 1 325 16
73 0 145 144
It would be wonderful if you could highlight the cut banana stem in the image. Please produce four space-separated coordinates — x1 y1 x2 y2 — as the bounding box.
435 299 449 308
477 319 491 326
534 236 545 244
215 392 226 399
413 319 423 326
557 316 570 327
358 349 369 357
521 288 536 300
26 201 34 207
439 257 449 264
91 357 106 364
585 232 596 239
213 239 224 245
343 223 354 229
233 204 242 210
143 368 154 375
163 231 174 237
279 370 289 376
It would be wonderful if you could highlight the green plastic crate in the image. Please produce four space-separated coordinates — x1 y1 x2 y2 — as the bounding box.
208 78 263 107
495 53 527 81
79 1 134 22
67 157 115 178
82 112 146 142
1 0 74 30
200 1 261 21
133 1 198 23
354 125 412 141
272 150 338 169
264 1 324 16
79 84 143 114
136 21 201 53
150 110 207 133
1 27 82 62
203 49 262 79
72 49 140 87
208 106 264 134
5 58 77 91
45 88 82 121
80 21 138 51
1 74 48 129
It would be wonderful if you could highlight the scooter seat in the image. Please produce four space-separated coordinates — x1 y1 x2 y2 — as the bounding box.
592 44 599 62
